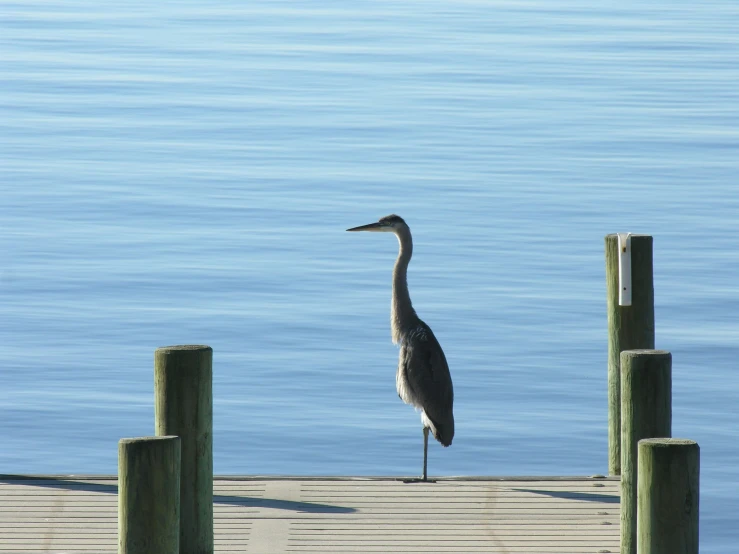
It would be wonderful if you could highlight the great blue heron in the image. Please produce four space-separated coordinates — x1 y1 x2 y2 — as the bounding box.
347 214 454 481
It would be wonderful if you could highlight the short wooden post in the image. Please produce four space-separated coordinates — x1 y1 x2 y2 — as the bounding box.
620 350 671 554
605 233 655 475
638 438 699 554
119 436 181 554
155 345 213 554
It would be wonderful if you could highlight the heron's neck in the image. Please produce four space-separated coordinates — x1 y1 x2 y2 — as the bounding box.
391 227 418 344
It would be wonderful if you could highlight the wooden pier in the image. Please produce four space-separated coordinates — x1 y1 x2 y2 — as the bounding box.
0 236 704 553
0 474 619 553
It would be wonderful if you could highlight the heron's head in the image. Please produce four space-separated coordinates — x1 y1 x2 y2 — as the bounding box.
346 214 407 233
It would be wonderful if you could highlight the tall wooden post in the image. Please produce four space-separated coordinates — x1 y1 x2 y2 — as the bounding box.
620 349 671 554
119 436 181 554
605 234 654 475
155 345 213 554
638 438 699 554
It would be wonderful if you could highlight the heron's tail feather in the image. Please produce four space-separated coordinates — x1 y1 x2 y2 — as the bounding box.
430 415 454 447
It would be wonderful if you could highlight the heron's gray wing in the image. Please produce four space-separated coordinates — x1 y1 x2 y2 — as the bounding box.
403 324 454 426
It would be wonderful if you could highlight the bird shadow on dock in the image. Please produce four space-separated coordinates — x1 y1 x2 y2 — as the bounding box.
512 487 620 504
0 475 356 514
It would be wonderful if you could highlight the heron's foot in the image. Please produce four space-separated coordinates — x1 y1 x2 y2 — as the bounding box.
402 477 436 484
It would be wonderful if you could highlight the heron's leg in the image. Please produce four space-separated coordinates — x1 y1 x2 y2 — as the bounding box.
422 427 429 481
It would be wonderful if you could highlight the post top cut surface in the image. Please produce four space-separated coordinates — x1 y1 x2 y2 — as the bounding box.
639 438 698 447
156 345 212 353
604 233 653 239
621 349 671 356
119 436 180 445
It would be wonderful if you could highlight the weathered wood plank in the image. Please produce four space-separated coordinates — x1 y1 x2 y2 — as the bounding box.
0 476 619 553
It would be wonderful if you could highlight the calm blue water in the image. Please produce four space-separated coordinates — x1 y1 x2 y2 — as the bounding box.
2 1 738 550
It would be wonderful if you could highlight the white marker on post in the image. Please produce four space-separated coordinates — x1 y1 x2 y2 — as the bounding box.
617 232 632 306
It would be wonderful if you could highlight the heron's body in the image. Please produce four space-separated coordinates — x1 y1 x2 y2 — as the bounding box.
396 321 455 447
347 214 454 480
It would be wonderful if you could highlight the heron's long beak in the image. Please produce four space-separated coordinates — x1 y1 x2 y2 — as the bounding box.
346 221 385 232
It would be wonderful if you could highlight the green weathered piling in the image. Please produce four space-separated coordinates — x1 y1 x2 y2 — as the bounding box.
118 436 181 554
620 349 672 554
155 345 213 554
638 438 699 554
605 234 655 475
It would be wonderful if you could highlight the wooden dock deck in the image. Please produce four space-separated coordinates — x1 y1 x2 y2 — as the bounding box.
0 475 620 553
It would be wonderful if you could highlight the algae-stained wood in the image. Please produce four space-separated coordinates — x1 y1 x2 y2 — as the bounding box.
0 475 620 553
155 345 214 554
605 233 655 476
118 437 181 554
620 349 672 554
638 439 699 554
